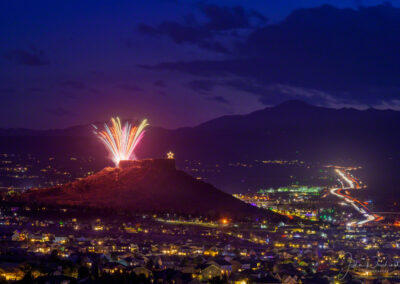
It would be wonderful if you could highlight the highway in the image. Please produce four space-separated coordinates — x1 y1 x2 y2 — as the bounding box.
330 168 383 226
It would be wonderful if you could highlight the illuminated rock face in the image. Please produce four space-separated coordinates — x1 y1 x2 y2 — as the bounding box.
118 159 175 170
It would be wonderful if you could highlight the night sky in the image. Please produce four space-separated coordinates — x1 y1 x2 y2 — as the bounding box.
1 0 399 129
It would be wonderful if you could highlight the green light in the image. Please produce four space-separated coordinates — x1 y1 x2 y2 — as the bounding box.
258 186 321 194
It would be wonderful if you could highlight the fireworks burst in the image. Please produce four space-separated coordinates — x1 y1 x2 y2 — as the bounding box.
93 117 149 166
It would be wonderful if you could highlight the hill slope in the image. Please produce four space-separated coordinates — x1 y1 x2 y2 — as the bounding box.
20 159 283 220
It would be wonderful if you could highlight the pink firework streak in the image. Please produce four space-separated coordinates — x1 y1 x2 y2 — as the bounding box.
93 117 149 166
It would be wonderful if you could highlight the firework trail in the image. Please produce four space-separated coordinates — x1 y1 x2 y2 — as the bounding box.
93 117 149 166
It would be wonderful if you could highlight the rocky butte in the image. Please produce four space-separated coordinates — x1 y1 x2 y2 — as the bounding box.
20 158 285 220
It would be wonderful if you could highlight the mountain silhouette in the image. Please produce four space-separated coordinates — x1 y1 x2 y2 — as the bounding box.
2 100 400 201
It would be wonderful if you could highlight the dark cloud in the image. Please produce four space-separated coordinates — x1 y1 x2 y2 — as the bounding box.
47 107 73 117
115 84 142 92
187 78 265 95
186 79 290 105
56 81 101 96
4 47 49 66
209 95 229 104
154 80 166 87
224 79 268 96
157 90 168 96
87 88 102 95
186 80 217 93
121 39 134 48
0 88 16 94
197 41 229 53
58 90 77 99
57 80 86 90
90 71 106 77
137 24 160 36
199 4 267 31
140 4 400 106
138 4 267 53
138 21 228 53
26 87 45 93
185 80 231 104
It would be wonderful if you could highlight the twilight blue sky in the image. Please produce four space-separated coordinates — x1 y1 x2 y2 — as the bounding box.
1 0 399 129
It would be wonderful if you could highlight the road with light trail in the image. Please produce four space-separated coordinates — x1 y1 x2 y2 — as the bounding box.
330 169 383 226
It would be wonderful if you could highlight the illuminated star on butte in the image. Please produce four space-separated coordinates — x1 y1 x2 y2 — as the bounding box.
167 151 175 159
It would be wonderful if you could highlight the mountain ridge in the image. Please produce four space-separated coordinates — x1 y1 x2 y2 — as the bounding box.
2 99 400 163
1 100 397 136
